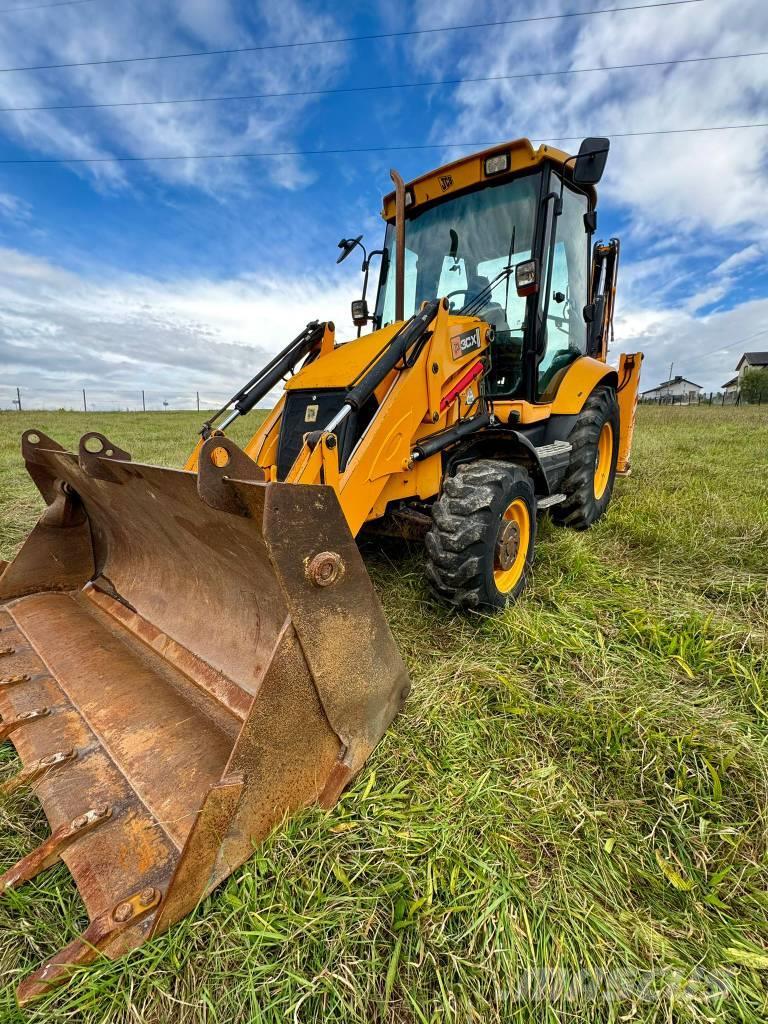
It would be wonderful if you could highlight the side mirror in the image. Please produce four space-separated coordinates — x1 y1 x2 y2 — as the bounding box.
336 235 363 264
351 298 369 327
573 137 610 186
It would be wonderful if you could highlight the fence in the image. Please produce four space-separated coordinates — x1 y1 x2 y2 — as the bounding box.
2 386 761 413
0 386 260 413
639 390 754 407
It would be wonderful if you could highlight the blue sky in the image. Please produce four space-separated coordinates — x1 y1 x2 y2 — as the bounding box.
0 0 766 410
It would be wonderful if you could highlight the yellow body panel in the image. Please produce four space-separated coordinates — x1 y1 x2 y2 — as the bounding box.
492 400 553 425
550 356 618 415
284 324 402 391
381 138 592 220
616 352 643 475
244 394 284 467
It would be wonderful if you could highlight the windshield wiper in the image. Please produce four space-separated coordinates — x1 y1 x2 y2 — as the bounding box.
460 225 517 317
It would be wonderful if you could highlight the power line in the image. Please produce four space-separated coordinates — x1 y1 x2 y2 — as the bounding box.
1 48 762 115
695 327 768 361
0 1 703 75
0 121 766 165
0 0 99 11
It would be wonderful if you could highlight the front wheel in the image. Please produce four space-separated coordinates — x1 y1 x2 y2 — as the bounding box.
425 460 536 611
551 385 620 529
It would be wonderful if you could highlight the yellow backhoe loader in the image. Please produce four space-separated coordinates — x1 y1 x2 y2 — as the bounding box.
0 136 642 1002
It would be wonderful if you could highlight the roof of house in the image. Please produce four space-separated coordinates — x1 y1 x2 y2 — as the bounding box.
736 351 768 370
641 375 702 394
722 375 739 388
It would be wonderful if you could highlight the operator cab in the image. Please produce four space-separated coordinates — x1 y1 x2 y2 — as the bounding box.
367 138 607 405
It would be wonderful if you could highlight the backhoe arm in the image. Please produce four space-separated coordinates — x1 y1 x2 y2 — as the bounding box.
589 238 642 474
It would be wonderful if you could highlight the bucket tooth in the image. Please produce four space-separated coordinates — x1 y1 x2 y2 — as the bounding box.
0 748 76 797
16 886 161 1006
0 706 49 742
0 804 111 894
0 674 31 688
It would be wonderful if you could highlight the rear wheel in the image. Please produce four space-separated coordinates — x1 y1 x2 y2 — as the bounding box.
425 460 536 610
552 385 619 529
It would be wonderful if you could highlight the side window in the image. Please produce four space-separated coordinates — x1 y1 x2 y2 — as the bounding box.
379 247 418 325
537 185 589 398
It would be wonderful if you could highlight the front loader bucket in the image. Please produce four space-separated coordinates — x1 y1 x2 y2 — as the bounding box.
0 429 409 1004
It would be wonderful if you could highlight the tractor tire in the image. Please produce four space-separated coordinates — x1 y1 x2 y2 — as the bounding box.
425 460 536 611
551 385 619 530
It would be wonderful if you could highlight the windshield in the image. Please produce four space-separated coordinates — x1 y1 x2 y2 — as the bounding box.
375 173 541 330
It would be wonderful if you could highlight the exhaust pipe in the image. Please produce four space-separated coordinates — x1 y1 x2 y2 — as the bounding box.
389 168 406 322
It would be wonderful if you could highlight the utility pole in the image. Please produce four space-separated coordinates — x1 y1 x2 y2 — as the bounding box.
14 386 21 411
141 390 146 412
82 388 87 412
668 361 674 383
196 391 200 412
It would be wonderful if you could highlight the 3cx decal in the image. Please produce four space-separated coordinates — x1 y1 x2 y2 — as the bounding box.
451 328 482 360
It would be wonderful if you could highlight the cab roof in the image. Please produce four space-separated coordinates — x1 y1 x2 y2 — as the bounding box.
380 138 595 220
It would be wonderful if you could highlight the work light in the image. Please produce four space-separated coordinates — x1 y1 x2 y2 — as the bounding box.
484 153 510 176
351 299 369 326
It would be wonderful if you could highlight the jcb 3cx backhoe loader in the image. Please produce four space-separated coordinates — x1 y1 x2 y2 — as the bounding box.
0 137 641 1002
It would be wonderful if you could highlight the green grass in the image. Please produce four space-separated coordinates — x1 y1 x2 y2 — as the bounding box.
1 405 767 1023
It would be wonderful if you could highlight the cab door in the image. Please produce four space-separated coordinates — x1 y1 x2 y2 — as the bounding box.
536 181 591 401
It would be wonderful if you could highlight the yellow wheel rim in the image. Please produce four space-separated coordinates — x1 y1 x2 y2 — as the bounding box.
493 498 531 594
594 421 613 500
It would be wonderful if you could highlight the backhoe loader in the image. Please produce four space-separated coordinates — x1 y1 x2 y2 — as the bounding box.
0 136 641 1002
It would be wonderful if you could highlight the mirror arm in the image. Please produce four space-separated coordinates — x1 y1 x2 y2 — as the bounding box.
361 249 389 333
357 261 372 338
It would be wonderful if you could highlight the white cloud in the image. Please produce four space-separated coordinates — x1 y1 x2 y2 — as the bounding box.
612 297 768 391
716 243 763 275
394 0 768 393
0 0 766 406
406 0 768 237
0 0 347 193
0 192 31 221
0 246 359 410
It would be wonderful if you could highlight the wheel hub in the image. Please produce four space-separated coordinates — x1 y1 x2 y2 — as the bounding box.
495 520 520 571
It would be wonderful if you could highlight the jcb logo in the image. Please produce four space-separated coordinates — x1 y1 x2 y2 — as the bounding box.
439 175 453 192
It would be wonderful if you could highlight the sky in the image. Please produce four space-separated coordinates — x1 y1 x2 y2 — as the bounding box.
0 0 766 411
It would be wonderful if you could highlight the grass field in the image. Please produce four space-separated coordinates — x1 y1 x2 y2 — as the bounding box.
0 405 767 1023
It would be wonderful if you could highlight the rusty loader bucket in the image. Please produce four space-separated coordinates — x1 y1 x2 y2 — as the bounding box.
0 429 409 1004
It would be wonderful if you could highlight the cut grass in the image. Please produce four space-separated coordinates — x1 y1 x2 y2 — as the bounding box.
0 405 767 1023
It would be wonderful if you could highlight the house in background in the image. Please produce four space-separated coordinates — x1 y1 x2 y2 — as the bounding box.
736 352 768 381
641 375 703 402
722 375 739 394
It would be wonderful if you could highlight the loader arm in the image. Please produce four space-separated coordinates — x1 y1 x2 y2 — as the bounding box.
216 299 495 537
